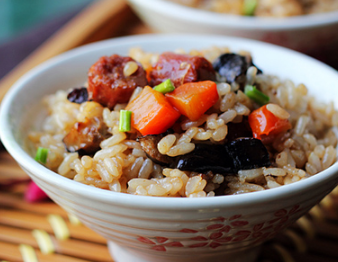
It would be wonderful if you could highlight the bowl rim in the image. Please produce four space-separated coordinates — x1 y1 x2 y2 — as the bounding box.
1 33 338 210
127 0 338 30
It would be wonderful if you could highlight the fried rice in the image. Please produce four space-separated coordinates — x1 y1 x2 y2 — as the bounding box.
27 46 338 197
169 0 338 17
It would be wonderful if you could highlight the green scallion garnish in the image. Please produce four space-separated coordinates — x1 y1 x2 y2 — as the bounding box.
119 110 132 132
243 0 257 16
34 147 48 164
153 79 175 94
244 85 269 105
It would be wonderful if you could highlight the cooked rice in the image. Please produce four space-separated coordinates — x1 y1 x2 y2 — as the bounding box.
28 46 338 197
169 0 338 16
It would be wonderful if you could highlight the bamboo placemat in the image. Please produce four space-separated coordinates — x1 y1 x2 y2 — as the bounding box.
1 1 338 261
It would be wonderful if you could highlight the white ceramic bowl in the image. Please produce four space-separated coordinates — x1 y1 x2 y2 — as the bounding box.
127 0 338 54
1 34 338 262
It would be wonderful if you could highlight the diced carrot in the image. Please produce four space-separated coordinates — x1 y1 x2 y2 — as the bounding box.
248 104 292 139
125 86 181 135
165 81 219 121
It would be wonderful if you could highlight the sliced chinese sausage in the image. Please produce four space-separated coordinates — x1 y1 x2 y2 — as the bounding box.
63 117 109 155
148 52 216 88
87 54 147 109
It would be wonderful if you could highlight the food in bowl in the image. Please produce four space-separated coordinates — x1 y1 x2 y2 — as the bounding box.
28 46 338 197
3 35 338 262
127 0 338 54
170 0 338 17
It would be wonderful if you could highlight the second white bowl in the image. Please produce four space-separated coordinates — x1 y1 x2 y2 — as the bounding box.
127 0 338 54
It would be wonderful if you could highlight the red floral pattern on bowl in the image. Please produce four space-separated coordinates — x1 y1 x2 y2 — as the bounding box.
137 204 302 251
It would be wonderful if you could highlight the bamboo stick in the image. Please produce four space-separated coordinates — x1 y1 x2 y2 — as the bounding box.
0 241 94 262
261 242 338 262
0 210 106 244
0 226 112 261
0 192 67 217
273 233 338 260
0 165 29 181
307 221 338 240
0 150 20 162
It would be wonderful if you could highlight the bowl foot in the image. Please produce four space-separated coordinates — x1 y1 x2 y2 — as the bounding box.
108 241 261 262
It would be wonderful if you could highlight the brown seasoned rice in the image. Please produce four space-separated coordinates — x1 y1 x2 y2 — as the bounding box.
169 0 338 17
28 46 338 197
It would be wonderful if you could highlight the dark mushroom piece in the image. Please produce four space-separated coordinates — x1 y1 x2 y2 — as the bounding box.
63 117 110 156
226 138 270 171
137 130 176 166
67 87 89 104
175 138 270 174
226 118 253 142
175 143 234 173
212 53 262 88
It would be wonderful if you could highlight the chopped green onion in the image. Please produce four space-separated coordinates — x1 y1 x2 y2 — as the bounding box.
34 147 48 164
243 0 257 16
119 110 132 132
153 79 175 94
244 85 269 105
